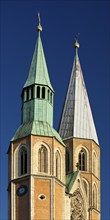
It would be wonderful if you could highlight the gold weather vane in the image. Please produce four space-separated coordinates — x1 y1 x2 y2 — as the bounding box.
37 12 42 32
74 33 80 49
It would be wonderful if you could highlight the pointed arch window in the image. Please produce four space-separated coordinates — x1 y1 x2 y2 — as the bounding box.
66 150 70 173
93 184 97 209
19 147 28 176
78 149 87 171
38 146 48 173
37 86 40 98
42 87 45 99
83 179 88 196
56 151 61 179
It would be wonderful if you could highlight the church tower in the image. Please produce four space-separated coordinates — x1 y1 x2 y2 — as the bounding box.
59 39 100 220
8 15 65 220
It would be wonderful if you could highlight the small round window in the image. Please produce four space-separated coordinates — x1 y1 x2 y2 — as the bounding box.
39 194 46 200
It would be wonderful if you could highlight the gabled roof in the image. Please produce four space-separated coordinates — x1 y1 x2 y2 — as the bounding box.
24 32 53 91
66 171 79 193
59 50 99 145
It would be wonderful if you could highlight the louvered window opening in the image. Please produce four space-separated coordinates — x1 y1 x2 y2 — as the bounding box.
23 86 53 104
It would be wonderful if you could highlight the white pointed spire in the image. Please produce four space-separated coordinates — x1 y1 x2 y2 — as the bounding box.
59 41 99 145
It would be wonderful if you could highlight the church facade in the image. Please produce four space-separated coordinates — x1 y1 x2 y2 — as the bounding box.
8 17 100 220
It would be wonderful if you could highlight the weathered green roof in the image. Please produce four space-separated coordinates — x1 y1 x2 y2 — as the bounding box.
66 171 79 193
11 121 64 145
24 32 53 91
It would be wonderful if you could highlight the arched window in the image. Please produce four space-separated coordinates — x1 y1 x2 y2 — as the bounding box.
42 87 45 99
19 147 27 176
66 150 70 173
78 149 87 171
56 151 61 179
93 184 97 209
38 146 48 173
83 179 88 196
37 86 40 98
93 152 97 176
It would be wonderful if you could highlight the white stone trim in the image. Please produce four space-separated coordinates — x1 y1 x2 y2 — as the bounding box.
11 182 15 220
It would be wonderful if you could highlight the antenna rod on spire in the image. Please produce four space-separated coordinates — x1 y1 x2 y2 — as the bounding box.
37 12 42 32
38 12 41 25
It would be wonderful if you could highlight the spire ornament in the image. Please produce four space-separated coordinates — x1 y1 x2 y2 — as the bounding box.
74 33 80 55
37 12 42 32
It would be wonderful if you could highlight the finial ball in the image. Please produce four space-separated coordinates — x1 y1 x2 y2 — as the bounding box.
74 41 80 49
37 25 42 32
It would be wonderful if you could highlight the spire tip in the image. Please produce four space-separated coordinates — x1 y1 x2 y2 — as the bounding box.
74 33 80 49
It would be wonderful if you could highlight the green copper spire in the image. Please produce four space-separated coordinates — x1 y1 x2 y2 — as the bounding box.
21 14 54 126
24 15 53 91
12 15 64 146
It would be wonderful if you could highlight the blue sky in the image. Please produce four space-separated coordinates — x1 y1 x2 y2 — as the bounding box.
0 0 110 219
